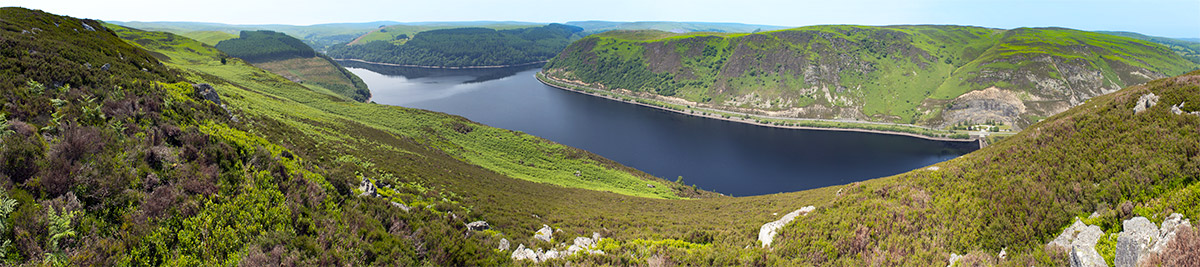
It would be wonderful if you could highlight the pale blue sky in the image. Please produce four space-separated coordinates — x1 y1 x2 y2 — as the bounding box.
8 0 1200 38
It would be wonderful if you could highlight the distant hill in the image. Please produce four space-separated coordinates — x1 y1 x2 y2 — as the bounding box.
328 24 584 67
214 30 370 101
545 26 1198 130
1097 31 1200 64
179 30 236 46
111 21 396 50
565 21 789 34
346 22 545 45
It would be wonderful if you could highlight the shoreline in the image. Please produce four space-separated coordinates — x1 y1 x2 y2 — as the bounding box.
536 72 981 144
333 58 548 69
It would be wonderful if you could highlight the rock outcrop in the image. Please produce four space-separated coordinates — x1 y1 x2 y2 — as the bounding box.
511 232 605 262
1115 217 1158 267
1114 215 1192 267
357 177 377 197
534 225 554 242
1133 93 1158 113
466 221 490 231
1049 218 1106 267
759 206 815 247
193 83 222 106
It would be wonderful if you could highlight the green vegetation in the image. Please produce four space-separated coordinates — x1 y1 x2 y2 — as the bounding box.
1098 31 1200 65
328 24 584 67
111 21 391 50
4 7 1199 266
545 25 1198 129
178 30 236 46
348 22 543 45
216 30 316 62
565 21 788 35
121 26 372 102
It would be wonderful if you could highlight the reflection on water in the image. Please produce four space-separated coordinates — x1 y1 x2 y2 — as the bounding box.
345 62 978 196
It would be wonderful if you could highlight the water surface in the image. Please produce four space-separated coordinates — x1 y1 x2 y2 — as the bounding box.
343 61 977 196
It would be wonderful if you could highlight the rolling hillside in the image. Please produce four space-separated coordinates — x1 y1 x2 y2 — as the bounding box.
209 30 371 101
111 20 396 50
328 24 584 67
1098 31 1200 64
544 26 1198 130
565 20 789 34
2 7 1197 266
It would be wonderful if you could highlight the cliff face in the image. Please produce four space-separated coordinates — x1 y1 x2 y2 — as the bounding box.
544 25 1197 129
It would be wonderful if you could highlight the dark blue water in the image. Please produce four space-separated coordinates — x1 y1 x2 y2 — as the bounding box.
342 61 977 196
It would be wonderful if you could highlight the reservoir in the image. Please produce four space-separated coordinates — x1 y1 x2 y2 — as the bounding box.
342 61 978 196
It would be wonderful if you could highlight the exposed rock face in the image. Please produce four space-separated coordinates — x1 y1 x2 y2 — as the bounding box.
193 83 222 105
466 221 490 231
1049 218 1106 267
943 87 1027 127
1071 245 1108 267
1115 217 1159 267
1133 93 1158 113
759 206 815 247
534 225 554 242
498 238 510 251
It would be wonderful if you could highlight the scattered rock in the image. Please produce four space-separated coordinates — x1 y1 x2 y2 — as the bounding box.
947 253 963 267
1115 217 1159 267
83 63 91 69
389 201 410 212
759 206 816 247
1134 93 1158 113
498 238 510 251
466 221 490 231
192 83 222 105
81 22 95 31
511 244 538 262
998 247 1007 260
534 225 553 242
926 166 941 171
100 63 111 71
574 170 581 177
646 184 656 188
592 232 602 243
357 177 377 197
1172 103 1184 115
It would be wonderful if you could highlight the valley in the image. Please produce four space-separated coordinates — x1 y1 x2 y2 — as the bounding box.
0 4 1198 267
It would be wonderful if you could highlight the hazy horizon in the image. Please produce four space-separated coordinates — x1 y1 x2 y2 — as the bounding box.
8 0 1200 38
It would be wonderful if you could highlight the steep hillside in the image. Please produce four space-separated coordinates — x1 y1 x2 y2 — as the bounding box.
328 24 584 67
206 30 370 101
545 26 1198 130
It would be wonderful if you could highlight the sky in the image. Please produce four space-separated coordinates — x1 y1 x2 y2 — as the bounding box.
8 0 1200 38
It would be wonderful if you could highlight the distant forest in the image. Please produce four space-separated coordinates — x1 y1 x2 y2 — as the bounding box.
216 30 316 62
327 24 583 67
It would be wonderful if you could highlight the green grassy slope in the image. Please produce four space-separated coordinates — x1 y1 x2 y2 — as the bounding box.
178 30 236 46
545 25 1198 129
1098 31 1200 64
